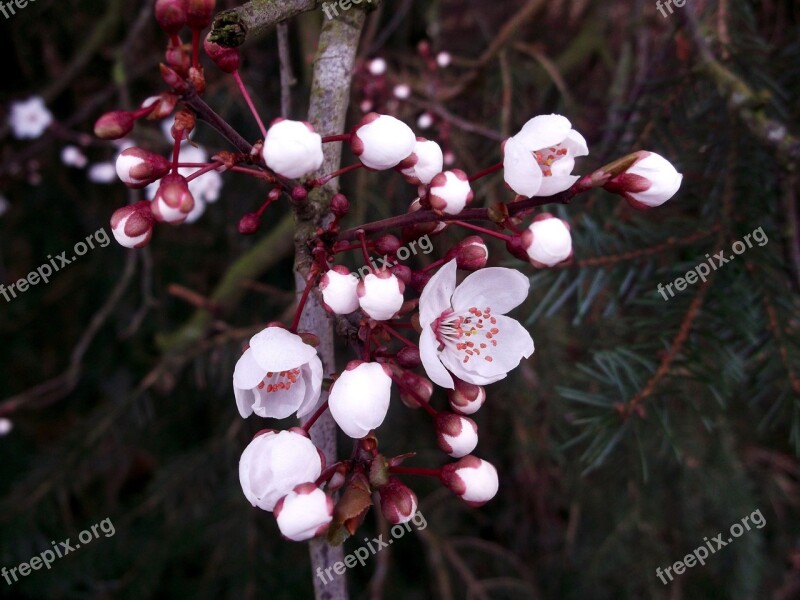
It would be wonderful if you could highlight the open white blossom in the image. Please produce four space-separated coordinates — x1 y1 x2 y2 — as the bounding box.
233 327 323 420
61 146 88 169
239 431 323 512
418 260 534 388
88 163 117 184
9 97 53 139
503 114 588 197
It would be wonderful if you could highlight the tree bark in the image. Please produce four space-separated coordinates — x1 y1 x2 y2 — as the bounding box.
297 9 367 600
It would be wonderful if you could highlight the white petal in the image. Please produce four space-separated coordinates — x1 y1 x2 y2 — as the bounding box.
418 259 457 327
234 385 257 418
515 114 572 150
252 376 307 420
451 267 530 315
249 328 317 371
296 355 324 418
233 348 264 389
563 129 589 157
503 137 542 197
419 327 455 389
535 174 580 197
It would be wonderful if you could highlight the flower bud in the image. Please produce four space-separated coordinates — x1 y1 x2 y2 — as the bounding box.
396 346 421 369
171 109 196 142
448 379 486 415
409 270 431 293
239 430 323 512
94 111 135 140
375 234 402 255
330 193 350 216
263 119 324 179
320 266 360 315
291 186 308 204
204 34 240 73
357 270 405 321
160 63 188 92
155 0 188 35
604 151 683 209
429 169 473 216
396 370 433 409
141 94 179 120
440 456 499 507
186 0 216 30
397 138 444 185
391 264 412 284
152 173 195 224
238 212 261 235
378 478 418 524
165 41 191 76
188 66 206 94
274 483 333 542
435 413 478 458
445 235 488 271
110 202 154 249
515 213 572 268
329 361 393 439
115 148 172 188
351 113 416 170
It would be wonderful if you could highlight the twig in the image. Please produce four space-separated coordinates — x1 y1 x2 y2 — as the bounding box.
209 0 319 48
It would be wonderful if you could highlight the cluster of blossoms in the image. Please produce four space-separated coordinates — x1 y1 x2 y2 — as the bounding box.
91 0 683 543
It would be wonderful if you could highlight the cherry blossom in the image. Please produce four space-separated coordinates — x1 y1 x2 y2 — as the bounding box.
274 483 334 541
320 267 360 315
351 113 416 170
503 114 588 198
233 327 323 420
239 430 323 512
357 270 405 321
328 361 393 439
604 150 683 209
8 97 53 140
418 259 534 388
521 213 573 267
262 119 324 179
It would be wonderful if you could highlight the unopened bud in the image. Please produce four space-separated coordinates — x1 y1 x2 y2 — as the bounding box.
165 42 191 76
396 346 421 369
238 212 261 235
155 0 188 35
330 193 350 216
446 235 488 271
186 0 216 30
409 270 431 293
188 66 206 94
435 412 478 458
110 202 155 249
375 234 402 255
391 264 412 284
115 148 172 189
94 111 135 140
291 186 308 203
171 109 196 142
378 478 418 524
448 379 486 415
204 34 240 73
160 63 188 92
142 94 179 120
152 173 194 224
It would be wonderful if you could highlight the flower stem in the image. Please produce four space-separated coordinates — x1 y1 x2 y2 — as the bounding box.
290 269 318 332
309 162 362 187
322 133 352 143
192 30 201 69
381 324 417 349
185 162 222 183
302 400 330 433
232 70 268 138
389 466 442 478
468 162 503 182
452 220 512 242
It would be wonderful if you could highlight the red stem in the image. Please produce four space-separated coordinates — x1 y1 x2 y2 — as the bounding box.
191 30 200 69
310 163 362 187
290 270 319 332
322 133 352 143
389 466 442 478
232 70 268 138
468 162 503 182
381 324 418 349
452 220 512 242
185 162 222 182
302 400 330 433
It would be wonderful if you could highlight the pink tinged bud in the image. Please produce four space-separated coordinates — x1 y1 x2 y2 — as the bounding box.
436 413 479 458
160 63 188 92
141 94 179 120
115 148 172 188
440 456 499 507
110 202 155 249
239 431 323 512
378 478 419 524
446 235 488 271
351 113 417 170
263 120 324 179
94 111 135 140
375 234 402 255
391 265 412 284
155 0 188 35
604 151 683 209
273 483 334 542
329 361 393 439
320 267 360 315
357 270 405 321
397 138 444 185
448 379 486 415
203 34 240 73
330 193 350 216
186 0 216 30
165 42 191 76
429 170 474 216
238 212 261 235
291 186 308 203
397 370 433 409
396 346 422 369
520 214 572 268
152 173 195 224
